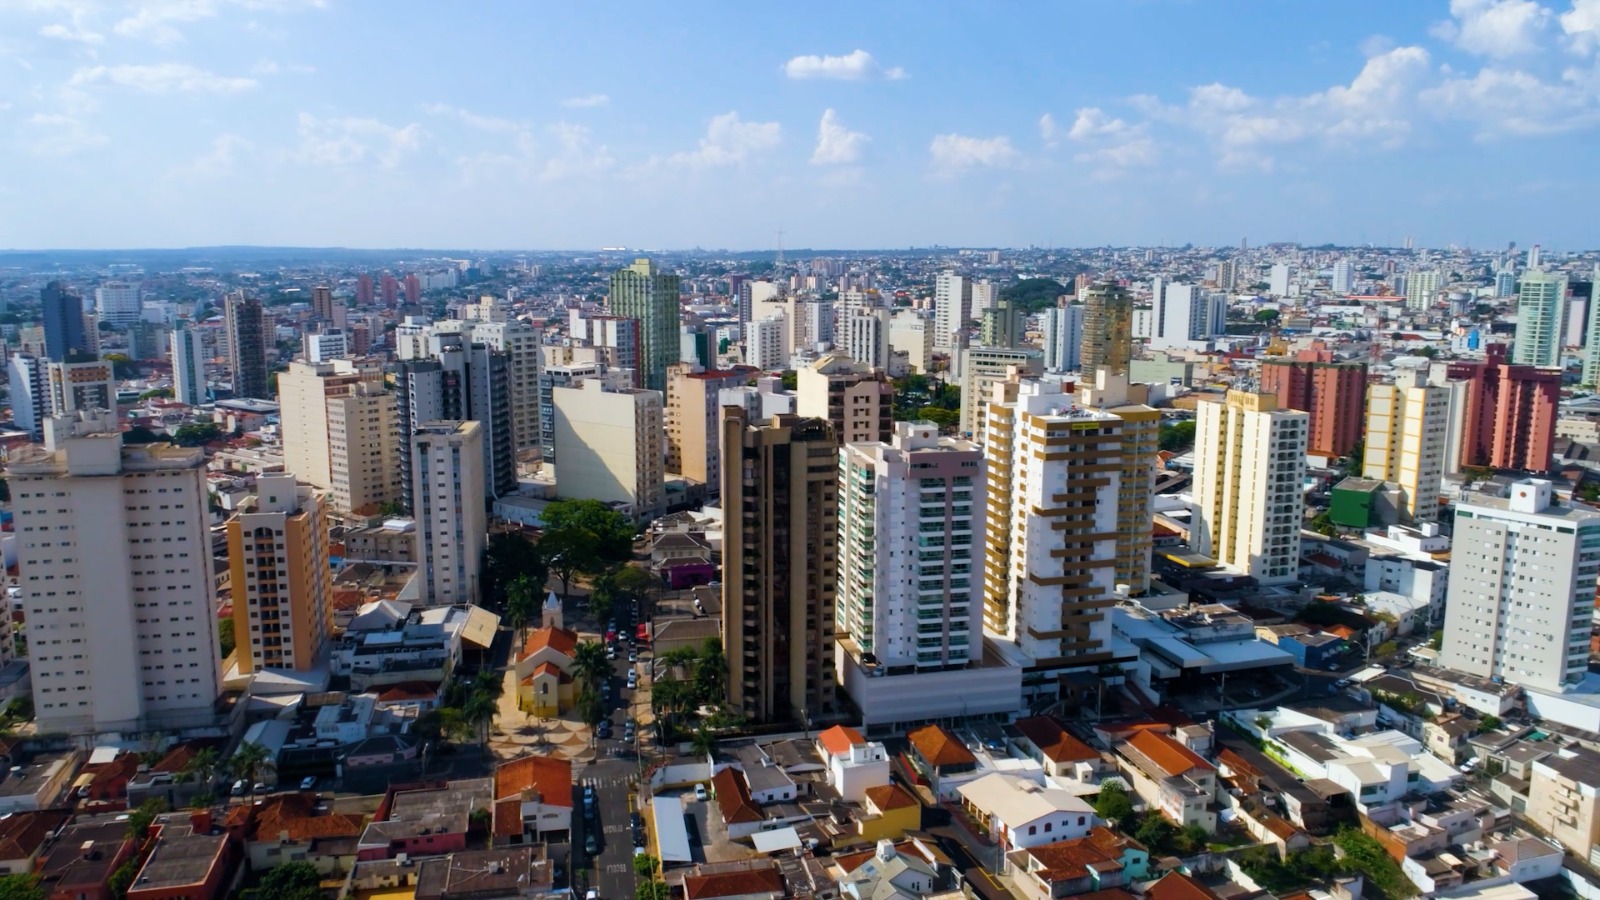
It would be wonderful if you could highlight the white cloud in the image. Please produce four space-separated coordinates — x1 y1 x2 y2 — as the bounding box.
27 113 106 155
784 49 906 81
1422 65 1599 135
250 59 315 76
69 62 257 93
810 108 868 165
1562 0 1600 54
1430 0 1552 57
113 0 218 45
190 133 251 177
928 133 1019 174
1038 113 1061 147
560 93 609 108
1063 108 1155 175
540 123 615 181
39 22 104 45
294 113 423 169
1067 107 1132 140
422 102 526 134
668 111 780 167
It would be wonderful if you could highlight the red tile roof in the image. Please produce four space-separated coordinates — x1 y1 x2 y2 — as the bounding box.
1022 834 1126 884
682 865 784 899
817 725 865 757
520 626 579 661
833 840 938 874
1013 716 1098 764
1146 871 1224 900
863 783 919 813
0 810 71 860
711 768 762 825
907 724 975 768
492 755 574 837
1124 730 1214 778
376 681 438 703
246 793 366 843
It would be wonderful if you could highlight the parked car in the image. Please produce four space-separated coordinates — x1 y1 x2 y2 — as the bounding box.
626 670 639 690
585 831 599 856
300 776 318 791
628 649 639 663
231 779 246 797
694 782 708 802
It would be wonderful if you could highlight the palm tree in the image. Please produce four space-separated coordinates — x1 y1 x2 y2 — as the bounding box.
180 747 219 789
463 690 497 744
571 641 612 692
225 742 273 796
689 724 717 759
505 575 539 644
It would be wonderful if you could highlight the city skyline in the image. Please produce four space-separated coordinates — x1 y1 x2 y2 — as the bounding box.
5 1 1600 250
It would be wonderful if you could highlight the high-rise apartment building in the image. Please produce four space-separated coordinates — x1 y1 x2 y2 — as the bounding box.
933 272 972 351
1079 282 1133 375
380 274 399 307
46 355 115 417
979 299 1024 349
1406 269 1440 310
841 308 892 371
465 319 543 456
278 359 401 514
664 362 757 490
570 311 642 384
170 324 207 406
721 409 838 724
1438 479 1600 692
957 347 1043 439
538 362 611 463
888 310 933 375
796 355 893 446
981 376 1123 672
395 332 516 509
1363 367 1449 524
357 274 373 306
1512 269 1568 369
551 379 665 522
311 286 334 321
607 258 680 393
7 354 47 441
1444 344 1559 473
42 281 88 363
1332 259 1353 294
1268 264 1291 297
1041 304 1085 373
224 291 270 400
838 421 984 674
412 421 487 606
94 282 142 329
8 411 221 734
1078 369 1159 594
226 474 331 675
746 313 789 371
1258 349 1367 459
1192 390 1308 585
404 273 422 305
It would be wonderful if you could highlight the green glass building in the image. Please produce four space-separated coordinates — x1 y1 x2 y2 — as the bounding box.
608 258 681 393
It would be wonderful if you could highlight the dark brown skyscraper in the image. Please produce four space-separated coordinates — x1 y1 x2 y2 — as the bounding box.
225 291 269 400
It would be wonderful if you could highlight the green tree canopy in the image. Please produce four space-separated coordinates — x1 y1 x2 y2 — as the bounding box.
1092 782 1134 826
0 874 46 900
1158 420 1196 452
1000 277 1071 313
246 861 322 900
1254 308 1281 323
172 423 224 447
482 531 546 609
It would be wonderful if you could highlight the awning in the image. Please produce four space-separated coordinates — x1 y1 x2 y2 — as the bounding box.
751 827 802 853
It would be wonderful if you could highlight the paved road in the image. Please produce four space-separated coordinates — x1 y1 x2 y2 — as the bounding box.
574 770 639 900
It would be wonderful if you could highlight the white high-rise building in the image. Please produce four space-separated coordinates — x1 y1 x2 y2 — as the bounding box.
1331 259 1353 294
792 297 835 351
412 421 487 606
934 272 972 351
7 353 48 441
1438 479 1600 692
9 411 222 734
747 313 790 371
1406 269 1440 311
551 378 666 523
465 319 543 456
1268 264 1291 297
841 309 891 371
1513 269 1567 369
303 331 349 363
170 324 207 406
982 377 1122 683
970 279 997 315
278 359 401 515
888 310 933 375
1363 367 1449 524
46 357 115 417
1193 390 1308 585
838 422 984 672
1041 305 1084 373
94 282 142 328
958 347 1043 439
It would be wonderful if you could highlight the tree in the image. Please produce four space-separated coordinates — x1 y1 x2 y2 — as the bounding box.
611 566 661 618
126 797 169 839
999 277 1072 313
633 854 659 878
505 575 540 644
1254 308 1280 323
636 880 670 900
540 499 636 565
107 859 139 900
1375 640 1399 658
462 690 497 744
172 423 223 447
1133 814 1177 853
689 725 717 758
179 747 219 787
538 528 599 602
577 689 605 729
103 353 139 379
1092 782 1134 826
246 861 322 900
1158 420 1196 452
0 874 46 900
693 637 728 705
1334 826 1417 898
217 618 235 658
225 742 273 795
1478 715 1502 732
138 388 173 400
481 532 546 610
1310 511 1338 537
123 426 164 445
571 641 612 693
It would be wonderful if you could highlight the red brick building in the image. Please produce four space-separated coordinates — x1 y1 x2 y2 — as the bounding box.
1446 343 1559 473
1258 349 1368 459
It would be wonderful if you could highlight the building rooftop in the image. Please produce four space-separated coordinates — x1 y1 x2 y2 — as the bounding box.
907 724 976 768
1122 729 1214 778
130 823 227 892
1012 716 1099 765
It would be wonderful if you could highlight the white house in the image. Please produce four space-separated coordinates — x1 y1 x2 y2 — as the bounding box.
816 725 891 803
957 773 1096 853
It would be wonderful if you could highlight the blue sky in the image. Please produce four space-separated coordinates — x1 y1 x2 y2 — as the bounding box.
4 0 1600 251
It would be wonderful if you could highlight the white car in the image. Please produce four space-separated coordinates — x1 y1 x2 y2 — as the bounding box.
300 776 317 791
694 782 708 802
